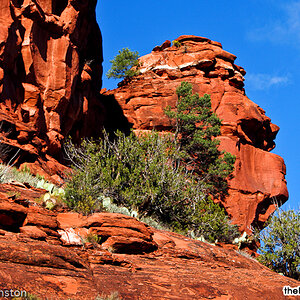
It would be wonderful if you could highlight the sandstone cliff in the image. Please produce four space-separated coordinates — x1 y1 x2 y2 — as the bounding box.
0 0 105 182
104 36 288 233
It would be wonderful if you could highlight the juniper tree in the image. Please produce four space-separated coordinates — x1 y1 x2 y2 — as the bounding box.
257 207 300 280
106 48 140 79
164 81 235 197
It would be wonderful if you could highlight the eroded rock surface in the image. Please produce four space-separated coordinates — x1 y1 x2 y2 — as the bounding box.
0 0 105 182
0 183 297 299
104 35 288 232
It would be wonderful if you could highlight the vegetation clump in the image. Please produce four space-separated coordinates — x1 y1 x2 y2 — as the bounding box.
106 48 140 79
95 292 121 300
172 40 181 48
257 206 300 280
64 82 239 243
0 162 65 210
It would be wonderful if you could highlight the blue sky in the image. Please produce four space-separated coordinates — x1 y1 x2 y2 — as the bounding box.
96 0 299 210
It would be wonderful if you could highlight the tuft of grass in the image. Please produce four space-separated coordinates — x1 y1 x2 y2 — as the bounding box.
84 232 101 248
95 292 121 300
12 293 41 300
0 164 42 187
101 195 171 231
236 249 257 261
0 163 66 211
138 215 171 232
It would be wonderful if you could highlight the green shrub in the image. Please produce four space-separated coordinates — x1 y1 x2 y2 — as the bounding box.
172 40 181 48
257 207 300 280
64 130 239 243
65 131 183 216
106 48 140 79
64 165 100 215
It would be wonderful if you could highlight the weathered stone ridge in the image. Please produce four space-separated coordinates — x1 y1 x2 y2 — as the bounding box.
0 0 104 181
104 35 289 232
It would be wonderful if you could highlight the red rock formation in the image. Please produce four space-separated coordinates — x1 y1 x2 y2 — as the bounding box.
0 183 298 299
0 0 105 181
104 35 288 233
0 0 286 234
0 1 294 297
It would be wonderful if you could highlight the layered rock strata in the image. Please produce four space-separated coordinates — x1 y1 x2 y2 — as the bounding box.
104 36 288 232
0 183 297 299
0 0 105 181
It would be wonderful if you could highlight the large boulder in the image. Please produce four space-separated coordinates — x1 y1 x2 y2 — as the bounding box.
104 35 288 232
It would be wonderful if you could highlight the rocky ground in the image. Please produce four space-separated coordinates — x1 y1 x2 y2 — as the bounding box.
0 182 297 299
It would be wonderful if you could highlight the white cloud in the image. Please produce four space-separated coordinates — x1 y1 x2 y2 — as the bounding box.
247 1 300 45
245 73 290 91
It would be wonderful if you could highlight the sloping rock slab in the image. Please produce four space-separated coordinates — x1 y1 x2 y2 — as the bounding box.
0 231 298 299
0 183 297 299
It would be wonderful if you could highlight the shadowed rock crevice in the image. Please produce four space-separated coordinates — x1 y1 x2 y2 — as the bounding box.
52 0 68 16
100 93 132 135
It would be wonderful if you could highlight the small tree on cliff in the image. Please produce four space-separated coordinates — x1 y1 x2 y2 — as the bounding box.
106 48 140 79
164 81 235 197
257 207 300 280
